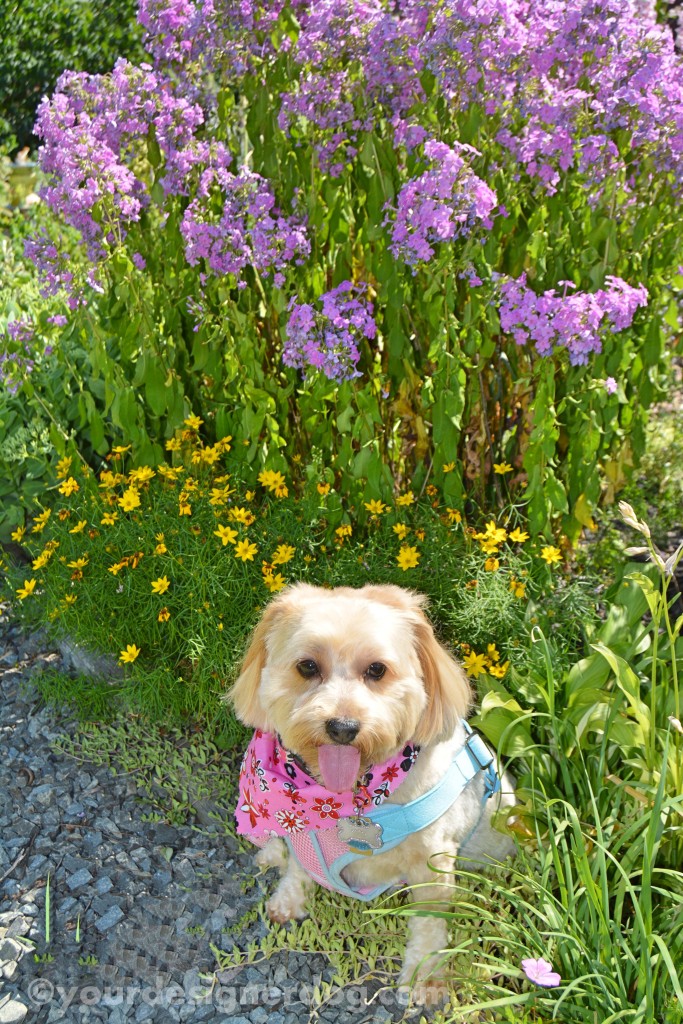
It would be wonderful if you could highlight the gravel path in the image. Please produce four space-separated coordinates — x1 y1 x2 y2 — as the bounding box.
0 608 414 1024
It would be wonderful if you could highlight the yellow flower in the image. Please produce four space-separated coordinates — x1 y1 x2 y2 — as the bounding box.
119 644 141 664
165 437 182 452
184 414 203 430
235 539 258 562
463 651 488 678
217 435 232 452
509 578 527 599
69 520 87 534
32 509 51 533
129 466 155 485
443 462 456 474
56 456 73 478
484 557 500 572
67 556 88 570
272 544 295 565
335 524 352 542
112 445 132 455
541 545 562 565
229 507 256 526
396 491 415 507
365 499 388 515
393 523 409 540
155 542 168 555
58 476 80 497
487 643 501 663
158 607 171 622
101 511 118 526
258 469 288 495
11 525 26 542
32 552 51 571
178 500 192 516
183 476 198 492
509 528 529 543
317 482 331 496
493 462 513 474
479 537 501 555
119 488 141 512
446 508 462 524
63 594 78 607
157 465 180 482
151 575 170 595
108 562 126 576
16 579 37 600
209 484 233 506
396 545 420 571
489 660 510 679
264 572 286 593
415 528 425 541
99 470 118 489
214 524 238 546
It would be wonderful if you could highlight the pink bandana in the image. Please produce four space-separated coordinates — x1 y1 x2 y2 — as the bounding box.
235 730 420 844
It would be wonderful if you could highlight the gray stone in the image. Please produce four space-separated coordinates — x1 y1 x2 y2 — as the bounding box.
134 1004 156 1023
5 916 29 938
57 637 123 681
95 905 124 933
94 875 113 895
83 830 104 854
1 961 18 980
151 870 172 892
0 999 28 1024
67 868 93 891
28 782 55 804
0 937 23 963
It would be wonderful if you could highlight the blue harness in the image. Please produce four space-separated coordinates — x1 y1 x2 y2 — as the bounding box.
286 722 502 901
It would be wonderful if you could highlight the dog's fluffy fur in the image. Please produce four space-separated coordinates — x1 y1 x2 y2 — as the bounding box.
229 582 515 1004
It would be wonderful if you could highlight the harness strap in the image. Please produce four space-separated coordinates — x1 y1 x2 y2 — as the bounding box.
301 725 502 901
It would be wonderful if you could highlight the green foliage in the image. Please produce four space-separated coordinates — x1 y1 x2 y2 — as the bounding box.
0 0 143 151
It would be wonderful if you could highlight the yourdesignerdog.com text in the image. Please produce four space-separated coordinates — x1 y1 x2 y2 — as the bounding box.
26 976 410 1013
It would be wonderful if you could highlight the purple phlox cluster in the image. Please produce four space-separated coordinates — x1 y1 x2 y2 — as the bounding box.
33 60 207 255
24 235 79 303
282 281 376 382
279 0 425 174
0 319 41 395
497 272 648 365
388 138 497 266
180 167 310 285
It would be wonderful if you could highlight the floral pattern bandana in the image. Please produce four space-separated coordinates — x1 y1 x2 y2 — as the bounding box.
235 729 420 844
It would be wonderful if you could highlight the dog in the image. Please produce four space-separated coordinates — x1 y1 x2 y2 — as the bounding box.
229 582 515 1004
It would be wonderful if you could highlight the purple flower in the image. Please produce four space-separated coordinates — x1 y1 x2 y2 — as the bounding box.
283 282 375 383
604 376 618 394
521 958 562 988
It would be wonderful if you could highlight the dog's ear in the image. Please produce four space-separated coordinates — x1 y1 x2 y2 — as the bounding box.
227 593 290 728
409 608 471 747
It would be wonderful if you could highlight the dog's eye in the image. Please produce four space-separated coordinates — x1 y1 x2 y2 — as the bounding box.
296 659 319 679
365 662 386 681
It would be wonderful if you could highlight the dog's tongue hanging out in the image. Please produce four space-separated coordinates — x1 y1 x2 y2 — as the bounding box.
317 744 361 793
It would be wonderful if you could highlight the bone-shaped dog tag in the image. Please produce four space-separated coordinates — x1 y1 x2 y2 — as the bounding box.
337 815 383 854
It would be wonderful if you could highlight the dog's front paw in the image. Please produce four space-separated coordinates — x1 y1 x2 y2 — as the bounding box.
266 882 309 924
398 958 450 1009
255 838 288 873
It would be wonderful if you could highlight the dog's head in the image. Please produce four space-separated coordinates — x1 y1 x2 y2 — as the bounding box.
228 583 470 791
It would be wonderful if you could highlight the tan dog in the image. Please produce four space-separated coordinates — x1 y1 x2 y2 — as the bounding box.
229 583 514 1004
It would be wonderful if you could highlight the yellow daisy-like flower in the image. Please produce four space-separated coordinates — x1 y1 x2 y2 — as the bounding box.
184 414 203 430
264 572 286 593
67 556 88 570
56 455 73 479
258 469 287 494
396 491 415 507
365 499 388 515
493 462 513 474
446 508 462 524
443 461 456 474
235 539 258 562
335 524 352 542
463 651 488 678
489 660 510 679
229 507 256 526
178 500 192 516
155 541 168 555
58 476 80 497
119 644 141 664
541 545 562 565
165 437 182 452
108 562 126 576
478 537 501 555
415 528 425 541
317 482 331 496
129 466 156 485
32 551 51 571
487 643 501 663
214 524 238 546
32 509 51 533
16 578 37 600
509 528 529 543
99 470 118 489
63 594 78 607
119 488 141 512
217 435 233 452
509 578 527 599
101 511 118 526
272 544 295 566
396 545 420 571
112 445 132 455
209 485 233 507
11 525 26 543
484 557 500 572
393 523 409 540
158 607 171 622
151 576 170 595
69 520 87 535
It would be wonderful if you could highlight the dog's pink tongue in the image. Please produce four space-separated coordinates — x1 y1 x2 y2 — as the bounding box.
317 744 361 793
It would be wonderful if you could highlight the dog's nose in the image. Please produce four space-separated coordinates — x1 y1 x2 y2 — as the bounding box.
325 718 361 744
